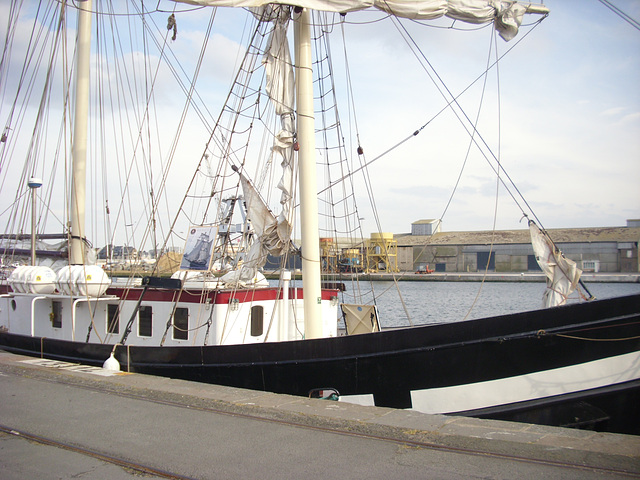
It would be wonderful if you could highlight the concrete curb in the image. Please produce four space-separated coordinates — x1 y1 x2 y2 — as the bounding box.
1 350 638 475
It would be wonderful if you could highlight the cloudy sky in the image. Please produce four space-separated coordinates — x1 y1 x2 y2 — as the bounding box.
171 0 640 235
322 1 640 234
1 1 639 250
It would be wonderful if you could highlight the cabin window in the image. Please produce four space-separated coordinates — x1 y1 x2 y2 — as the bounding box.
250 305 264 337
138 305 152 337
51 301 62 328
107 304 120 334
173 307 189 340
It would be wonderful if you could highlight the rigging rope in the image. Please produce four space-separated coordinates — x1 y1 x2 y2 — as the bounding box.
321 15 549 235
597 0 640 31
457 28 501 321
331 14 411 323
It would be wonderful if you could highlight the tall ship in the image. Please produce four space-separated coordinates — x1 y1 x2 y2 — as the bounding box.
0 1 638 434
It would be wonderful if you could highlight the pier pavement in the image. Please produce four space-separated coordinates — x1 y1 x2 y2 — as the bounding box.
0 349 638 479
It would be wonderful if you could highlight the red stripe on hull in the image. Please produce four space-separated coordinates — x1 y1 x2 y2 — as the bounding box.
106 286 339 304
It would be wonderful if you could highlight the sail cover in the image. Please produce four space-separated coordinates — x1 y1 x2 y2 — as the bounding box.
221 6 294 286
174 1 548 40
240 173 292 259
262 7 295 226
221 171 292 285
529 221 582 308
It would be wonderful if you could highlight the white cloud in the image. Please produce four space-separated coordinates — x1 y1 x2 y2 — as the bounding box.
601 107 626 117
620 111 640 125
1 1 638 251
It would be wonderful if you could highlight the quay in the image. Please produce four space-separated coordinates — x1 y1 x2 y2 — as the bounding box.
267 271 640 283
0 350 638 479
358 272 640 283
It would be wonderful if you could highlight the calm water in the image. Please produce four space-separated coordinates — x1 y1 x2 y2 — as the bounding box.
335 281 640 328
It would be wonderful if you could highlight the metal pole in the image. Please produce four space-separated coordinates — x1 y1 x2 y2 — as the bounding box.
69 0 92 264
28 177 42 265
294 9 322 339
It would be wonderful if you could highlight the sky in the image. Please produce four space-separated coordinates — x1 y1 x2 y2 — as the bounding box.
325 0 640 234
175 0 640 235
1 1 639 251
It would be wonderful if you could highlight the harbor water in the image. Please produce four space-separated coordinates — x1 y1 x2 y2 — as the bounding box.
337 280 640 329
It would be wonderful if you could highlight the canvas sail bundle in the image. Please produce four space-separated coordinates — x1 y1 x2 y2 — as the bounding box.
220 172 292 286
221 7 294 286
175 0 548 40
261 6 295 233
529 221 582 308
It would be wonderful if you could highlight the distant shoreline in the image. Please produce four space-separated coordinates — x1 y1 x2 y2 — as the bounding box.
104 270 640 284
265 271 640 283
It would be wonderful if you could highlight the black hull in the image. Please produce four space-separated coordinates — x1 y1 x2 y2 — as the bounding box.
2 293 639 434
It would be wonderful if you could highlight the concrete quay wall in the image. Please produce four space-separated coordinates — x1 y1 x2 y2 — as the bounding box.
347 272 640 283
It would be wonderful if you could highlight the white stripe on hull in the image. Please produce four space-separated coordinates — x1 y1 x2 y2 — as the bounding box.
410 351 640 414
338 393 375 406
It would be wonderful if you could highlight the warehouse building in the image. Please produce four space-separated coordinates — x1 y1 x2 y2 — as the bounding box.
396 219 640 274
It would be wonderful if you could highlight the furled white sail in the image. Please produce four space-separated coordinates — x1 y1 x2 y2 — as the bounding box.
0 238 96 271
221 170 292 285
240 173 292 258
529 221 582 308
221 6 294 286
262 7 295 226
174 1 548 40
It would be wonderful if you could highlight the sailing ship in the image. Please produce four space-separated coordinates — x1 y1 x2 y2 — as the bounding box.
1 1 639 435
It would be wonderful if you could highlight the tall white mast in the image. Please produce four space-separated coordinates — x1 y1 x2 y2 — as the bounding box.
69 0 92 264
294 9 322 338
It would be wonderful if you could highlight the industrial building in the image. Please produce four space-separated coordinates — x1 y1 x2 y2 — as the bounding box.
265 219 639 275
396 219 640 274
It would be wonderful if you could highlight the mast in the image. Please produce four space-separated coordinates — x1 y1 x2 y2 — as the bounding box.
28 177 42 265
69 0 92 265
294 8 322 339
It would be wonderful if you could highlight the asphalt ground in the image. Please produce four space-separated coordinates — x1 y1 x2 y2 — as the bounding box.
0 349 638 479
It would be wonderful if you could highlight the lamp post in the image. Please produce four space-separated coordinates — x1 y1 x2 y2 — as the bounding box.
28 177 42 266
